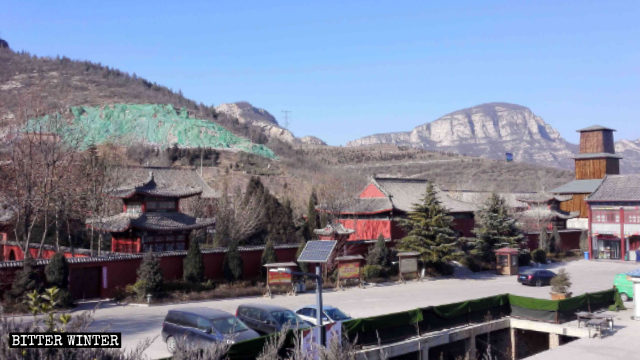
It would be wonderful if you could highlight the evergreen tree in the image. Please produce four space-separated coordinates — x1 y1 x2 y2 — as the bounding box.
45 252 69 289
549 224 560 254
260 240 278 278
306 189 319 239
296 240 309 273
135 251 164 299
579 230 589 252
398 183 458 264
223 240 243 282
538 229 549 253
367 233 390 267
471 193 525 263
183 240 204 283
7 255 42 301
44 252 73 307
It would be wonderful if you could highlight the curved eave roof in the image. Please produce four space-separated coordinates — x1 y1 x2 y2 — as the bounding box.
87 212 215 232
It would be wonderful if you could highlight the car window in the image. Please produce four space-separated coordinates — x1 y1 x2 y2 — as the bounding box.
271 310 301 326
309 309 317 318
196 317 212 331
183 314 198 328
212 316 249 334
325 308 350 321
297 308 309 317
259 310 270 322
166 311 181 325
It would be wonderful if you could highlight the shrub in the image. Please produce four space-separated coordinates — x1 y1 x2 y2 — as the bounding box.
367 234 390 267
461 255 485 272
183 241 204 283
223 241 243 282
550 268 571 294
532 249 547 264
44 253 73 307
426 261 454 276
518 252 532 267
260 240 277 278
135 251 164 300
363 265 383 281
7 255 42 302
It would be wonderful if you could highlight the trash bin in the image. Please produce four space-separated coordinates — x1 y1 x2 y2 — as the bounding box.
636 250 640 262
584 251 590 260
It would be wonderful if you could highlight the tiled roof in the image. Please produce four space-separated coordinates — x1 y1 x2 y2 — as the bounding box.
314 223 355 236
335 255 365 261
550 179 603 194
87 212 215 232
516 193 573 204
587 175 640 202
373 177 478 213
107 167 217 199
573 153 622 159
338 198 393 215
518 207 579 220
444 191 530 209
577 125 615 132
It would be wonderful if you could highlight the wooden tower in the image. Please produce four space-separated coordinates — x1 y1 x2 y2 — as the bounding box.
574 125 621 179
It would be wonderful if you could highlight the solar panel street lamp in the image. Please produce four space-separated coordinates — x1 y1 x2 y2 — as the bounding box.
284 240 337 347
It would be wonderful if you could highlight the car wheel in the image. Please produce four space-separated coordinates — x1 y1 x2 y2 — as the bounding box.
166 336 177 354
621 293 629 302
535 279 542 287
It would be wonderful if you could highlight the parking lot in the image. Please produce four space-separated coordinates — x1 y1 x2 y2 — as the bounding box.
78 259 638 359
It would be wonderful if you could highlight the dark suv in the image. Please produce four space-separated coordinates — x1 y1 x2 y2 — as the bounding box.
236 304 311 335
161 308 260 353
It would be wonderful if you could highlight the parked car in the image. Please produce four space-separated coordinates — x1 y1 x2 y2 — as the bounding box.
295 305 352 326
517 269 556 286
236 304 311 335
161 308 259 353
614 273 634 301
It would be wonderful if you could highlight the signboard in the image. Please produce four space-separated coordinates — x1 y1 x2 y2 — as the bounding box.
267 270 292 285
338 261 360 280
399 258 418 274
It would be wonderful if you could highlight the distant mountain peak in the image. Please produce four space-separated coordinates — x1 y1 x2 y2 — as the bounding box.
347 102 576 169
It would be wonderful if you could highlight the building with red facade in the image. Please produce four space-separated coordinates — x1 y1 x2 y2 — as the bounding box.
332 177 478 246
87 167 216 253
586 174 640 261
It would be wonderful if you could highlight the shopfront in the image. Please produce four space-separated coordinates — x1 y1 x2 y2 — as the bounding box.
594 235 621 260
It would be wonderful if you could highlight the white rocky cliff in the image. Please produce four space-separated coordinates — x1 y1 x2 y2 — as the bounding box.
347 103 579 170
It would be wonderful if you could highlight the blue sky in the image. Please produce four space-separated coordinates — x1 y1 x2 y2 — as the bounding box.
3 1 639 145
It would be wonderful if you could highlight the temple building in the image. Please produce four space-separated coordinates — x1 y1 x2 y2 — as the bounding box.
87 167 216 253
329 177 478 249
552 125 622 228
586 174 640 261
516 193 579 232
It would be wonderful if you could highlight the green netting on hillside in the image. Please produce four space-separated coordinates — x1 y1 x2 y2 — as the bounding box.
25 104 276 158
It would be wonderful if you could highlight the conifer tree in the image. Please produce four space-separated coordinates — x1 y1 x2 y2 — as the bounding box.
260 240 278 278
306 189 319 239
45 252 69 289
7 255 42 301
579 230 589 252
471 193 524 263
538 229 549 253
223 240 243 282
135 251 163 299
398 183 458 264
549 224 560 254
183 240 204 283
367 233 390 267
296 240 309 273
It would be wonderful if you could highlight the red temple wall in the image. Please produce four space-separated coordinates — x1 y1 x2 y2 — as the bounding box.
338 219 392 241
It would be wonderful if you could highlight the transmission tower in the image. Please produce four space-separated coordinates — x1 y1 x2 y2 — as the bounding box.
281 110 291 129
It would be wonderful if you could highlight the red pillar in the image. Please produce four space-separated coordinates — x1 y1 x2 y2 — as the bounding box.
620 207 626 261
588 206 593 259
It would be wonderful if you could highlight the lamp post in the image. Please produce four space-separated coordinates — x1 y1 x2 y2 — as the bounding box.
275 266 325 346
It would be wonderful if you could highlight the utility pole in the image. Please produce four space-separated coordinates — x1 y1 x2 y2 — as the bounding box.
281 110 291 129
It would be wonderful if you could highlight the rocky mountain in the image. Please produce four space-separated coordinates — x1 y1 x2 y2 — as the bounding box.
214 102 326 146
347 103 579 170
615 139 640 173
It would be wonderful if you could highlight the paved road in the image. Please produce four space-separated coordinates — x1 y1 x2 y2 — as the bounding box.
74 260 638 359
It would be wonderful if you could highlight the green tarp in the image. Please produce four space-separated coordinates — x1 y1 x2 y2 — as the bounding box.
25 103 276 158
